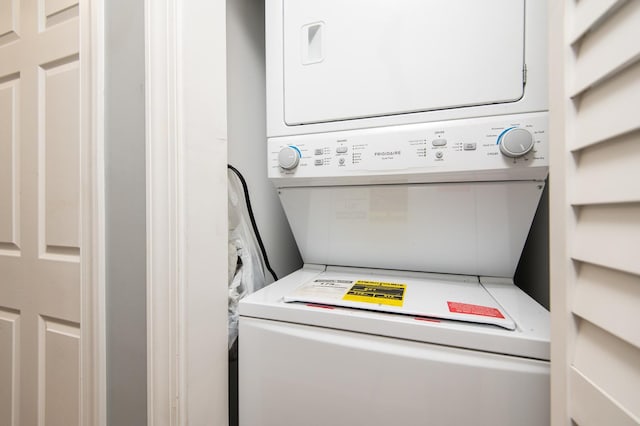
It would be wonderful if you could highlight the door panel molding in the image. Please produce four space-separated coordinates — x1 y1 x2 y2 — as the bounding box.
145 0 183 423
0 307 19 426
79 0 106 424
145 0 229 425
0 73 20 255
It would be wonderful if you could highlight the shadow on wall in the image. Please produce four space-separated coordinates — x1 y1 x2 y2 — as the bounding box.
515 180 550 309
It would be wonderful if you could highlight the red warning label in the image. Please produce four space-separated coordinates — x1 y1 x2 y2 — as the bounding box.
447 301 505 319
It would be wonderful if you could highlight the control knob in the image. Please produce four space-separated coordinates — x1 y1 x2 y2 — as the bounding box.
498 128 534 158
278 146 301 170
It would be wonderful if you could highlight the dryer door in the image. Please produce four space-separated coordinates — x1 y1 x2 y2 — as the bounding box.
283 0 526 125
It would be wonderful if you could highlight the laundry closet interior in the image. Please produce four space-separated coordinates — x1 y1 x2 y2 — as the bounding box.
226 1 550 425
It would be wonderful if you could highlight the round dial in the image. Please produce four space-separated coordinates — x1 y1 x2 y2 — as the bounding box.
278 146 301 170
499 128 534 158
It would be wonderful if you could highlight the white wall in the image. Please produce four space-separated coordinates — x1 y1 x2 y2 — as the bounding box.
227 0 302 282
105 0 147 424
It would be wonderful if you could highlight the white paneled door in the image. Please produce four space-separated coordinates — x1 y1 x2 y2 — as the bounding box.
0 0 90 425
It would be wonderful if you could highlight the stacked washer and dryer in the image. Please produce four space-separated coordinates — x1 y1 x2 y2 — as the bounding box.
239 1 550 425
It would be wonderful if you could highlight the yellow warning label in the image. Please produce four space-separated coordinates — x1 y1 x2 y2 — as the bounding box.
342 280 406 307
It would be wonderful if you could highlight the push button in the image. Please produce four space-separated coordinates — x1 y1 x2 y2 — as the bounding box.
314 149 323 155
336 146 348 154
314 159 323 166
463 143 476 151
435 151 443 159
432 139 447 147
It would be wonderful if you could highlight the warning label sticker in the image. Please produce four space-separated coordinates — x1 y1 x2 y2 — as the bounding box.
447 301 505 319
342 280 406 307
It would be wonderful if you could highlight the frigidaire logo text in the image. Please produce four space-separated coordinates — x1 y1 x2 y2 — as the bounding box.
374 150 401 156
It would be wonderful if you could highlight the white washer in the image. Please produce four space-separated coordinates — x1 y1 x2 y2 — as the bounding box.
239 266 549 426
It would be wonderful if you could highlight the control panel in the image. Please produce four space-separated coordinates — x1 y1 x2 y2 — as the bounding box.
268 112 548 186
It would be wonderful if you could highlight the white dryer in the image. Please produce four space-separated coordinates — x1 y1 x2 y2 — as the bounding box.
240 0 550 424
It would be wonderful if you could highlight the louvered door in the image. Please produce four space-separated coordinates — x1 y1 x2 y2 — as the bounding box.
549 0 640 424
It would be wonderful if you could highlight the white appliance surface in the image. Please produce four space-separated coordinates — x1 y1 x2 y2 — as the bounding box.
248 1 551 424
283 268 516 330
266 0 548 137
283 0 525 125
268 112 548 187
240 265 550 360
239 318 549 426
278 180 544 278
268 112 549 278
239 265 550 426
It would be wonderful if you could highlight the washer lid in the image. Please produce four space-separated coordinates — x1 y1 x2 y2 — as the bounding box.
240 265 550 360
283 0 525 125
